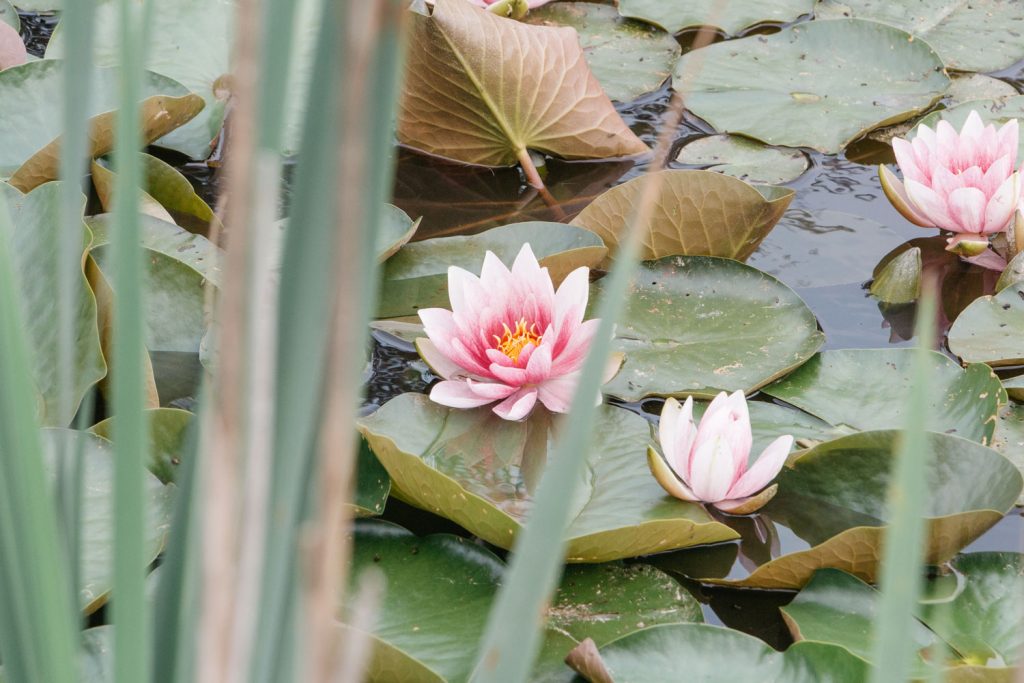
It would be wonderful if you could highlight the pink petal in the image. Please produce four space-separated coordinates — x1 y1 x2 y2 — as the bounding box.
905 179 954 228
961 248 1006 271
447 265 482 314
479 250 513 292
552 266 590 345
0 22 26 71
947 186 988 233
722 391 753 477
686 436 736 503
524 343 553 384
419 307 457 341
725 435 793 500
429 380 498 409
659 397 695 477
550 318 599 376
492 388 538 421
415 338 464 380
893 137 926 184
537 374 578 413
934 119 959 170
466 379 518 400
980 154 1013 197
982 173 1020 234
997 118 1019 164
489 362 527 386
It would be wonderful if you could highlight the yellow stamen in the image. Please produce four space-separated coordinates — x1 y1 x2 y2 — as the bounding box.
493 318 542 365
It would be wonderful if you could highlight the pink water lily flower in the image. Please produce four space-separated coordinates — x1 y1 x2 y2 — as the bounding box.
648 392 794 515
880 110 1021 256
416 244 619 421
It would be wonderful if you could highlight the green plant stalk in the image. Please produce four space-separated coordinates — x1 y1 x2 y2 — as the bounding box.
868 289 938 683
0 192 79 683
111 0 154 680
56 0 97 630
154 398 202 683
256 0 300 152
248 1 345 679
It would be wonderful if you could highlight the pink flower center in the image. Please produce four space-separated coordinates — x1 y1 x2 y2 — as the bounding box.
494 318 542 365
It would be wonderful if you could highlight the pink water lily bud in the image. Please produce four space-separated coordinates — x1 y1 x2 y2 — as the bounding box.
880 110 1021 256
416 243 621 421
647 392 794 515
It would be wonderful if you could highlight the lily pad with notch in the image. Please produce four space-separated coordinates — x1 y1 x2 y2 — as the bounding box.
760 348 1005 444
947 282 1024 367
619 0 814 36
675 135 810 185
673 19 949 153
357 394 740 562
595 256 824 402
701 430 1021 590
572 170 794 264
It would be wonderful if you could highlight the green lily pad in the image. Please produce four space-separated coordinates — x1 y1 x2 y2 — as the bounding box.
41 429 173 613
88 214 222 403
47 0 232 160
354 438 390 517
923 552 1024 668
0 1 18 30
914 97 1024 162
674 19 949 153
780 569 939 677
550 563 703 647
996 251 1024 293
357 394 739 562
92 153 219 236
816 0 1024 72
348 520 701 682
524 2 680 102
596 256 824 402
947 282 1024 367
572 170 793 263
946 74 1018 106
761 349 1004 444
89 408 193 484
0 60 195 176
619 0 814 35
992 403 1024 505
378 204 421 262
675 135 810 185
1004 377 1024 402
377 221 606 319
8 182 105 427
565 624 869 682
710 430 1021 590
782 556 1023 676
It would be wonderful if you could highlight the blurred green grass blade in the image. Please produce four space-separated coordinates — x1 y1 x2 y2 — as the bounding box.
152 401 202 683
249 1 344 679
471 190 645 683
257 0 299 152
869 289 938 683
56 0 97 630
0 192 78 682
111 0 155 680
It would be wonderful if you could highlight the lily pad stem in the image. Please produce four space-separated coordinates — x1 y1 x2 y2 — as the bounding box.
516 146 545 190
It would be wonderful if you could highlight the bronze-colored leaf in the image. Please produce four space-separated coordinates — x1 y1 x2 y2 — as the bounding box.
571 169 794 263
399 0 648 173
90 159 175 224
9 93 204 193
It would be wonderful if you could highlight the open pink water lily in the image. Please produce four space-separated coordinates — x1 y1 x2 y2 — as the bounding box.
416 243 620 421
647 392 794 515
880 110 1021 257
